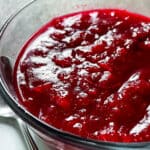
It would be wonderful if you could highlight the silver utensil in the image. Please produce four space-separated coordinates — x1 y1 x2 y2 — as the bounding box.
0 95 38 150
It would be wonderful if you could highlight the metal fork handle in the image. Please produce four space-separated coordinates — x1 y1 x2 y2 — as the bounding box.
17 118 38 150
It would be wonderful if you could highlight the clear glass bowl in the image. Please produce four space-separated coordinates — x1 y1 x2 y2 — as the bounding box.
0 0 150 149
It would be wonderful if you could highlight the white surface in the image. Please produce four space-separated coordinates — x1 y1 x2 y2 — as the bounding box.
0 122 27 150
0 0 29 28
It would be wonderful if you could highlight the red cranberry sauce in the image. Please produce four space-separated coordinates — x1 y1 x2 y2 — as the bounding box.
14 9 150 142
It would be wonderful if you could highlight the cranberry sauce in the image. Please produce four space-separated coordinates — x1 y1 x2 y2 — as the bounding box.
14 9 150 142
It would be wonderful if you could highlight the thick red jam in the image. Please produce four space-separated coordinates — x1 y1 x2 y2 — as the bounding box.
14 9 150 142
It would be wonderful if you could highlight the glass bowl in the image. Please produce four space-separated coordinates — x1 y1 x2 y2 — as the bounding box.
0 0 150 149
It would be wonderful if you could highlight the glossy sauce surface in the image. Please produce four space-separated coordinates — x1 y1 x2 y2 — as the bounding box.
14 9 150 142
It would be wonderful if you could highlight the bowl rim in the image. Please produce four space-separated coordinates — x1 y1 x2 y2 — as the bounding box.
0 0 150 149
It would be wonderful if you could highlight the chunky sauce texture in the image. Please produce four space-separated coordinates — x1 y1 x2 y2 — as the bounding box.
14 9 150 142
